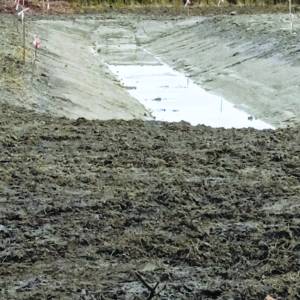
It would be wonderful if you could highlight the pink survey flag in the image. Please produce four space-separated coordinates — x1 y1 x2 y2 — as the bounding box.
15 0 20 10
33 35 41 49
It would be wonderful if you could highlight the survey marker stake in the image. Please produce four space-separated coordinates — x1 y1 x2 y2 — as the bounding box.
17 7 29 63
32 35 41 79
184 0 191 16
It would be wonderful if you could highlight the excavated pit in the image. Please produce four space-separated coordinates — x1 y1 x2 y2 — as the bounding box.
0 12 300 300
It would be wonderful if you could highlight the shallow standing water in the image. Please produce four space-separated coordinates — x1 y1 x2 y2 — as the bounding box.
108 61 274 129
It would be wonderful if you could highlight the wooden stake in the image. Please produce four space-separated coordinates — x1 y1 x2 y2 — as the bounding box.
14 15 19 33
289 0 293 33
32 47 37 80
22 19 26 63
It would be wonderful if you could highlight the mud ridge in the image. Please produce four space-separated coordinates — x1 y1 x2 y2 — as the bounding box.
0 103 299 299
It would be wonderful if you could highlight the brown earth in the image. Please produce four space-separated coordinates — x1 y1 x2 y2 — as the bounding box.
1 5 300 300
0 0 296 16
0 103 299 299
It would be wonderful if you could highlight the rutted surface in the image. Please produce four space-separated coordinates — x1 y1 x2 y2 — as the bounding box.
0 103 299 299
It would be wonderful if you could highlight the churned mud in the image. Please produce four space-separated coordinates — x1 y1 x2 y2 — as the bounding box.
0 103 299 299
1 7 300 300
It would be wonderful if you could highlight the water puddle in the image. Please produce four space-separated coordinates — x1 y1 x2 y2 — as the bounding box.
108 63 274 130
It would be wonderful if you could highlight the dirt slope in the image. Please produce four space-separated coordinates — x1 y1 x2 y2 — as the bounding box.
144 14 300 127
0 14 148 120
2 13 300 127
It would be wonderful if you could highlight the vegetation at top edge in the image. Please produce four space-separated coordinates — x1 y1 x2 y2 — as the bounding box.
1 0 299 14
65 0 299 7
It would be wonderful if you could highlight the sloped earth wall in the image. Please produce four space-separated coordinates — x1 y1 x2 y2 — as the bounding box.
31 13 300 127
145 14 300 127
0 15 148 121
2 13 300 126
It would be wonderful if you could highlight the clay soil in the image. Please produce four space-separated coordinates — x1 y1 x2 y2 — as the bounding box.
1 4 300 300
0 103 299 299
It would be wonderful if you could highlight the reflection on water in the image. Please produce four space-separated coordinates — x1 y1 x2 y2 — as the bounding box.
108 63 274 130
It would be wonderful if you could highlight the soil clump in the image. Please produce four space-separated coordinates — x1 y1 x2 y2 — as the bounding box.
1 8 300 300
0 103 299 299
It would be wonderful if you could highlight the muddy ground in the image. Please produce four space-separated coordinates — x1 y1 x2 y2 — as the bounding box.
0 103 299 299
1 7 300 300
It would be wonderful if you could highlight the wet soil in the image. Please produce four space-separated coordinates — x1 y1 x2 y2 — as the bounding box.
0 103 299 299
1 6 300 300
